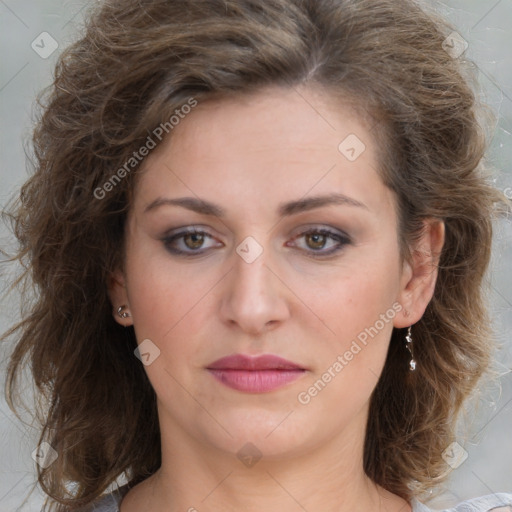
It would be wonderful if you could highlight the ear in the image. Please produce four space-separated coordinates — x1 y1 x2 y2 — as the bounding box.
107 269 133 327
393 218 445 328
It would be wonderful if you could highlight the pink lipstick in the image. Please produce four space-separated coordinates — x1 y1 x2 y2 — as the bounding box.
206 354 306 393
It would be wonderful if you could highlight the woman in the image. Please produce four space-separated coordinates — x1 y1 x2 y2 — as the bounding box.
2 0 511 511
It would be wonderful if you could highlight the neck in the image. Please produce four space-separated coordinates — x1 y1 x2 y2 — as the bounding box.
122 404 411 512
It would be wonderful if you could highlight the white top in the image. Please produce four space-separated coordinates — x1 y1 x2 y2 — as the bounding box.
73 486 512 512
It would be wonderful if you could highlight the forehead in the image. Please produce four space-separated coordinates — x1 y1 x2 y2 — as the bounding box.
133 86 394 219
162 86 368 160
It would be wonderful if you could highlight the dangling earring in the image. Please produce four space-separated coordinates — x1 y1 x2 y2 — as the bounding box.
117 305 131 319
405 326 416 371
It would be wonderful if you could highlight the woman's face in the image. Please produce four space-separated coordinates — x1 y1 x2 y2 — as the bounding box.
110 86 437 460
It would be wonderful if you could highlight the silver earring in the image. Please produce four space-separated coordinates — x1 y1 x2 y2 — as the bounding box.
405 326 416 371
117 305 130 319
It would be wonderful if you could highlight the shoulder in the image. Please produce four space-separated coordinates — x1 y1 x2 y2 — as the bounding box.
412 493 512 512
49 484 130 512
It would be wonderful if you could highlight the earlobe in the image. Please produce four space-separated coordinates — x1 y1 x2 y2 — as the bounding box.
107 270 133 326
394 219 445 328
117 305 131 319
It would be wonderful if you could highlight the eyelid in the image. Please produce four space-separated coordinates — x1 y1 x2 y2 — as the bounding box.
289 224 350 240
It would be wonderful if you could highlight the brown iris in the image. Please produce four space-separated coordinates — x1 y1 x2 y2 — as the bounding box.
183 232 205 249
305 232 327 250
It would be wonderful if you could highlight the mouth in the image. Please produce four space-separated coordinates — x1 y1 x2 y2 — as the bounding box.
206 354 307 393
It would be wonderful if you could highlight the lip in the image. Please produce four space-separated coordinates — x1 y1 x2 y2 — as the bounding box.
206 354 307 393
207 354 305 371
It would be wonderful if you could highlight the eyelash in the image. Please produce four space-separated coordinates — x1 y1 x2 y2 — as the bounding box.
162 226 351 259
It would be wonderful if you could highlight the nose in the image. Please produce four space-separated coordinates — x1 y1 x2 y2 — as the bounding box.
219 244 290 335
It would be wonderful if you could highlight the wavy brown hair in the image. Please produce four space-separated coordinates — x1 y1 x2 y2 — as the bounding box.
2 0 510 510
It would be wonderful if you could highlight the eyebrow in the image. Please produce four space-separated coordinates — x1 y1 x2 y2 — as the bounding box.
143 193 369 217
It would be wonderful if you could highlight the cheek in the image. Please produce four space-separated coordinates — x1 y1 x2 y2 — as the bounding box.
296 246 401 378
124 245 207 345
300 257 399 336
295 270 400 419
124 254 215 401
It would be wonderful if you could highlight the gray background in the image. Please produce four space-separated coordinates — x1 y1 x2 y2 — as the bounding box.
0 1 511 511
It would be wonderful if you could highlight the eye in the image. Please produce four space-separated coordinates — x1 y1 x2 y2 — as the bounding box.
161 225 351 259
288 227 351 258
162 227 222 256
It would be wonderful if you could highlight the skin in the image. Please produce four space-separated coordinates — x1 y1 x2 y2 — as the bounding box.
109 85 445 512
